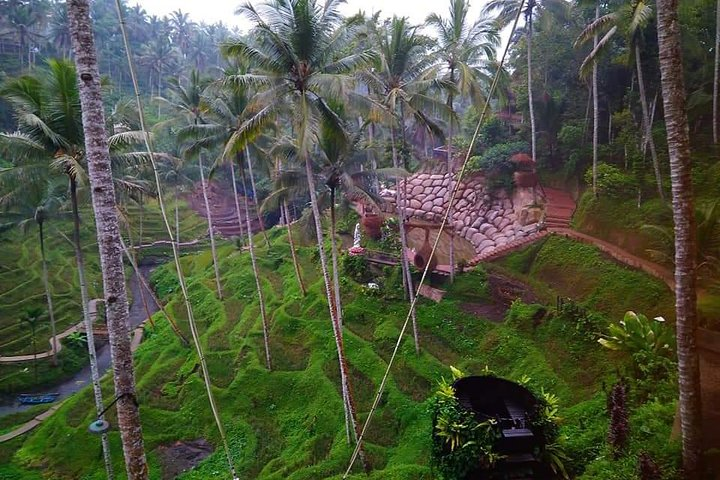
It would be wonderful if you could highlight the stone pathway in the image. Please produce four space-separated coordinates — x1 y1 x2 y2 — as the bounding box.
0 300 100 364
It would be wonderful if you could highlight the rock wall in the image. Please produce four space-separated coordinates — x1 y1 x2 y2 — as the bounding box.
382 172 540 257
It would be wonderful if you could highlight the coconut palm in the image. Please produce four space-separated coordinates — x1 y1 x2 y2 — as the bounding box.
575 0 664 200
179 77 275 369
0 174 66 367
221 0 375 453
361 16 448 353
67 1 148 477
157 70 224 300
484 0 536 165
426 0 500 280
655 0 702 476
0 58 148 480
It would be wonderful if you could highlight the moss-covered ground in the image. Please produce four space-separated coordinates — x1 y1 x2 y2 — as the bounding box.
0 227 681 479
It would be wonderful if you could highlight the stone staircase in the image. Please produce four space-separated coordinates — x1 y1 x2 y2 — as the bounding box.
466 187 575 266
542 188 575 229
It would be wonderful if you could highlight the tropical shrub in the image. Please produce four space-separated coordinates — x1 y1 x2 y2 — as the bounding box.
555 298 605 343
342 253 370 283
430 368 567 479
379 217 402 254
468 141 528 174
583 163 637 198
430 369 502 479
598 311 674 358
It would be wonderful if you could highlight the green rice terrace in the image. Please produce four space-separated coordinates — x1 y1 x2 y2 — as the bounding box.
0 227 682 479
2 0 720 478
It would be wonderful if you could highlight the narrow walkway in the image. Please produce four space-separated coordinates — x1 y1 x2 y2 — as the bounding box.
0 319 148 444
0 300 101 364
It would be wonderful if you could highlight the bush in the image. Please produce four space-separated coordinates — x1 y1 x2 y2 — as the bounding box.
554 298 605 343
342 253 370 283
584 163 637 198
379 218 402 254
336 209 360 234
468 141 529 175
430 370 566 479
468 141 529 191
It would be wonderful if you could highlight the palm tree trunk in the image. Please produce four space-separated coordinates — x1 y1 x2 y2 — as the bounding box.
391 127 420 354
38 222 58 367
635 43 665 200
655 1 703 476
303 146 363 461
174 183 180 247
69 176 115 480
229 158 246 244
138 196 144 248
714 0 720 145
447 87 456 282
368 123 379 193
239 156 272 370
284 201 306 295
67 1 147 477
329 187 344 329
592 2 599 197
198 153 223 300
527 13 537 164
245 148 270 247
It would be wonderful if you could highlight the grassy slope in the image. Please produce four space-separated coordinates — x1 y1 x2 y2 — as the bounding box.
0 198 206 393
1 228 679 479
496 235 675 321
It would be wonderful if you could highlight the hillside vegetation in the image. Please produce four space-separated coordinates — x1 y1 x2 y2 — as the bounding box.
1 227 679 479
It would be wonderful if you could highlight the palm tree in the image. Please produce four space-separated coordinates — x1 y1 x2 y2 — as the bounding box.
426 0 499 280
484 0 537 165
19 307 43 383
0 175 66 367
169 9 193 59
158 71 224 300
0 1 47 69
48 2 71 59
261 159 307 296
655 0 702 476
67 1 148 478
237 148 272 370
156 151 193 246
0 57 147 480
575 0 665 200
362 16 447 353
0 60 101 417
179 78 276 368
222 0 374 454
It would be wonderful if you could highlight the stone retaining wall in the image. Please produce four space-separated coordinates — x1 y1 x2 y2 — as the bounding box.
383 172 539 257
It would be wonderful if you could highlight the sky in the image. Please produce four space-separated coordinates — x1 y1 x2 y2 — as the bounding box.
134 0 490 33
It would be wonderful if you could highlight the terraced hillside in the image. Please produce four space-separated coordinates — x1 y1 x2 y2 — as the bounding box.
0 199 205 357
1 228 679 479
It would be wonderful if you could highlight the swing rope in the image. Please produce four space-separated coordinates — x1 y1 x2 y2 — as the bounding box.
113 2 238 478
342 2 526 476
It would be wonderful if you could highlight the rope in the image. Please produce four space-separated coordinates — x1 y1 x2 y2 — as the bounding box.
113 2 238 478
341 3 526 476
